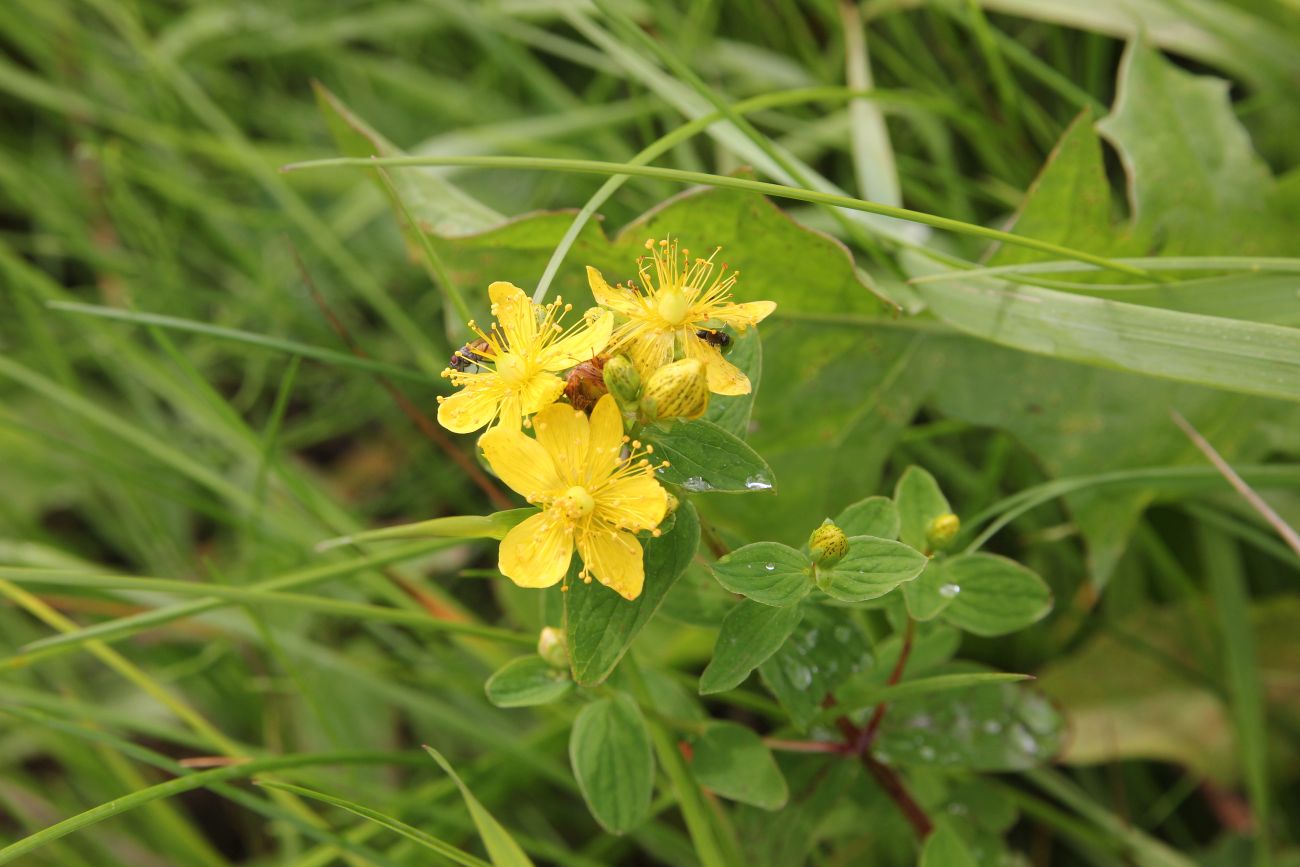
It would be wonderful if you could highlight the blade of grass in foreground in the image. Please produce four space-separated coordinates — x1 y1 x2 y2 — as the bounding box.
424 747 536 867
279 154 1152 279
0 569 533 646
0 751 425 865
257 781 491 867
10 539 463 662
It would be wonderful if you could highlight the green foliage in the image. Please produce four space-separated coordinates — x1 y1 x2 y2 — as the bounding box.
484 656 573 708
569 694 654 834
690 722 789 810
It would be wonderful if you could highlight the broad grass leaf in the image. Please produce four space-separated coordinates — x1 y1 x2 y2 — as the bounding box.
569 694 653 834
690 722 788 810
564 502 700 686
424 747 535 867
700 599 803 695
484 656 572 708
711 542 811 607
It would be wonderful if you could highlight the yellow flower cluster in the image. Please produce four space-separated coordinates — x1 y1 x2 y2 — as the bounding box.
436 239 775 599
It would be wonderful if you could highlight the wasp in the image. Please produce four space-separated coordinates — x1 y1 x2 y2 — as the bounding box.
695 328 732 351
448 338 489 372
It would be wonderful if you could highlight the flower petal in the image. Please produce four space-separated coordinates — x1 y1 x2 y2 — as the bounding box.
499 510 573 588
542 308 613 370
489 281 537 348
531 401 589 485
437 377 504 433
587 266 640 317
627 328 677 380
517 372 567 418
585 395 625 484
595 472 667 533
686 336 751 396
577 524 645 600
708 300 776 329
480 425 562 500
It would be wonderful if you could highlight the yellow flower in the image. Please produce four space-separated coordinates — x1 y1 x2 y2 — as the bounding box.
437 282 613 433
479 395 669 600
586 238 775 396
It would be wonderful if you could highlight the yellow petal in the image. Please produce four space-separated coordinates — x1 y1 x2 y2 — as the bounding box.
577 523 645 600
686 337 750 396
587 266 640 317
627 329 676 380
480 425 562 500
531 401 589 484
499 510 573 588
542 308 613 370
437 377 505 433
585 395 624 484
517 372 567 418
489 281 537 347
595 473 667 533
708 300 776 329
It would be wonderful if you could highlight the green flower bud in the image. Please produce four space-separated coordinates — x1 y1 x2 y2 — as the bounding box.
808 519 848 567
926 513 960 550
641 358 709 422
601 355 641 407
537 626 568 668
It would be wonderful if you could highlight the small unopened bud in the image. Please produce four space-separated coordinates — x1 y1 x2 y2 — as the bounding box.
926 513 960 550
641 358 709 422
808 519 848 567
664 491 680 516
537 627 568 668
601 355 640 407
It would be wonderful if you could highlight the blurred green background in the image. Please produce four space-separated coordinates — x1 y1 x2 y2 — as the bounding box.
3 0 1300 864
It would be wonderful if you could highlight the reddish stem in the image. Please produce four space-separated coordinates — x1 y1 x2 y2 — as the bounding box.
863 754 934 838
856 617 915 753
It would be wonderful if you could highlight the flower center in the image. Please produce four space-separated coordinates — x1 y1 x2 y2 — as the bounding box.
555 485 596 521
656 285 691 326
495 352 528 385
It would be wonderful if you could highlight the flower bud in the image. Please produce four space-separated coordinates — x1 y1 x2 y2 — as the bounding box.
602 355 640 407
640 358 709 422
926 513 960 550
664 491 680 516
808 519 848 567
537 626 568 669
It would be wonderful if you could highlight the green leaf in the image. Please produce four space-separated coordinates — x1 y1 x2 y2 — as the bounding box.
833 495 900 540
711 542 811 607
874 669 1063 772
256 781 490 867
423 746 536 867
758 605 872 729
817 536 928 603
565 502 700 686
919 822 979 867
690 722 788 810
937 554 1053 637
902 560 957 621
643 419 775 494
700 600 803 695
483 656 572 708
317 508 536 551
831 672 1034 721
569 694 654 834
894 466 952 551
659 562 735 627
704 328 761 438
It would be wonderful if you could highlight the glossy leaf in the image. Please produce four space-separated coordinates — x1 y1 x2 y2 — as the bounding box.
937 554 1053 637
564 502 700 686
644 419 776 494
569 694 653 834
691 722 788 810
700 600 803 695
484 656 572 708
759 605 872 729
711 542 811 607
817 536 927 603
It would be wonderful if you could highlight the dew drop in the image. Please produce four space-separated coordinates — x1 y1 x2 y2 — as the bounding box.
743 474 772 491
918 745 937 761
790 667 813 689
939 583 961 598
681 476 712 492
982 719 1003 735
763 562 776 572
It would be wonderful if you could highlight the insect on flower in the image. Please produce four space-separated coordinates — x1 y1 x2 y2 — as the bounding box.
436 282 613 433
479 395 669 600
586 238 775 395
